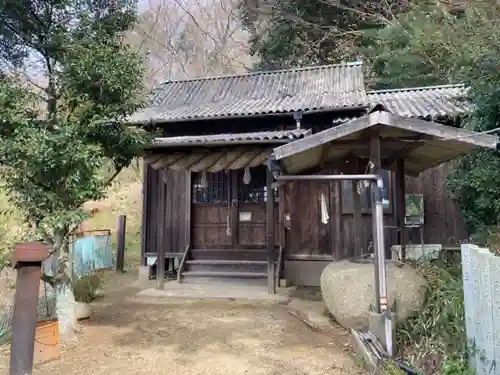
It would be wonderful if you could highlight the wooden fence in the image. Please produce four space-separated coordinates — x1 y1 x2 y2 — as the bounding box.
461 244 500 375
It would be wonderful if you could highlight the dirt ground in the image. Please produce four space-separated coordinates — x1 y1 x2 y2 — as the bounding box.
0 267 366 375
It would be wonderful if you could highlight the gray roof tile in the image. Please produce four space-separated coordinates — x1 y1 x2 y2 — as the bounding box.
153 128 311 147
129 62 367 124
367 84 467 119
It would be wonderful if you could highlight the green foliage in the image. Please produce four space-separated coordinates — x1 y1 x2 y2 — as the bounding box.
239 0 408 70
0 1 151 272
363 1 500 232
395 256 472 374
440 356 476 375
446 151 500 234
73 274 101 303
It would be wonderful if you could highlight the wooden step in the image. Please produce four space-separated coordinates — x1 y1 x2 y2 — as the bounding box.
185 260 268 265
180 271 268 278
190 249 273 261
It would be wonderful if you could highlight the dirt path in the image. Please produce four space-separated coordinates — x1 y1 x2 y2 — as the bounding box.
0 271 365 375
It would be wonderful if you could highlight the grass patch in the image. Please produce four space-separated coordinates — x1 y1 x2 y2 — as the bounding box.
395 253 473 375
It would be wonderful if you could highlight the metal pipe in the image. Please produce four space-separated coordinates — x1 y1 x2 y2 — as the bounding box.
372 178 393 358
277 174 378 181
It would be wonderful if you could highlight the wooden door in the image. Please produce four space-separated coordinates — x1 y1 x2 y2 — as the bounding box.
284 180 332 257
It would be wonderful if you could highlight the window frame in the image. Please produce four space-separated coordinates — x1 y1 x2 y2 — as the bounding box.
341 169 393 214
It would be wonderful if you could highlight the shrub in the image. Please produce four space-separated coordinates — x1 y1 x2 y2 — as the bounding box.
395 255 471 374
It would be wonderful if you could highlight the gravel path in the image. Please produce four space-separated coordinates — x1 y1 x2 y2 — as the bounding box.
0 271 366 375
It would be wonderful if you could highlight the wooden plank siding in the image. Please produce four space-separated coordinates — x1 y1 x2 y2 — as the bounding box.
142 162 467 263
143 165 191 257
282 162 467 261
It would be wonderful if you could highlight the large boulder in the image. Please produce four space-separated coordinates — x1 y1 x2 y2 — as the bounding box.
320 260 427 330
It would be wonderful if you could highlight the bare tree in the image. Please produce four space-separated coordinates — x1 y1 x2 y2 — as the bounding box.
127 0 255 87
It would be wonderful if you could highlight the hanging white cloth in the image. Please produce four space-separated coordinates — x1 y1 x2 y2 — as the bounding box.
320 192 329 224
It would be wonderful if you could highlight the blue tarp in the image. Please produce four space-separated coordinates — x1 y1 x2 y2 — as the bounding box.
44 232 114 278
71 234 113 277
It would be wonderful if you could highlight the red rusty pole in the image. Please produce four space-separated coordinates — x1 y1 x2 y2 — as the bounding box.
9 242 49 375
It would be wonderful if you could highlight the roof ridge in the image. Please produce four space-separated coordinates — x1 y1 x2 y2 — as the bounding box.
368 83 465 95
157 61 363 85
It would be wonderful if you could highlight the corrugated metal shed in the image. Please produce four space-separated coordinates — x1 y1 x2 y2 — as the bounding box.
367 84 467 119
129 62 367 124
152 129 311 148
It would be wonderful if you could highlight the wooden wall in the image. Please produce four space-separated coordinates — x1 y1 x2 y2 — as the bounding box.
282 162 467 261
141 165 191 259
405 161 467 244
141 162 467 263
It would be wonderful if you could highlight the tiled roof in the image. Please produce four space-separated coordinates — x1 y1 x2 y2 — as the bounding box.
153 128 311 147
129 62 367 124
367 84 467 119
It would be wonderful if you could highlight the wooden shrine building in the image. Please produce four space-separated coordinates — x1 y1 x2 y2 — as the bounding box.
130 61 497 290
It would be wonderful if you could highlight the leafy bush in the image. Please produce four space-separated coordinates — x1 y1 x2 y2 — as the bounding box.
395 255 471 374
72 274 101 303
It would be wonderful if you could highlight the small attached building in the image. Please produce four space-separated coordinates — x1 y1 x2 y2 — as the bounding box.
131 62 488 288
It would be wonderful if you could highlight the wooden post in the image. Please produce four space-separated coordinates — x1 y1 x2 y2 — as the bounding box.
156 179 166 290
140 160 149 267
329 169 343 260
10 242 49 375
352 180 363 257
230 171 239 247
266 167 276 294
395 159 406 261
116 215 126 273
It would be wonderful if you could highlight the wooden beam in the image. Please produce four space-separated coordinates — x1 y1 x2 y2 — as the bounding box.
395 159 406 261
266 166 276 294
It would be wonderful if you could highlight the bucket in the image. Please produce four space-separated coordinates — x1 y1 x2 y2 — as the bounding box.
33 319 61 365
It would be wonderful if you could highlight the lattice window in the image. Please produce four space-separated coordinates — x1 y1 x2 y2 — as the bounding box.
238 166 278 203
342 169 392 213
192 171 229 204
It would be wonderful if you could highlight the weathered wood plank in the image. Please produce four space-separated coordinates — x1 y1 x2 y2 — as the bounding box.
266 166 276 294
395 159 406 260
156 170 166 290
352 179 362 257
140 161 150 266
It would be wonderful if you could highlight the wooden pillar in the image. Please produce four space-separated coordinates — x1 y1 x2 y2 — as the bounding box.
352 157 363 257
10 243 49 375
156 174 166 290
230 171 239 247
395 159 406 261
140 161 149 267
116 215 126 273
266 167 276 294
278 185 286 279
351 180 363 256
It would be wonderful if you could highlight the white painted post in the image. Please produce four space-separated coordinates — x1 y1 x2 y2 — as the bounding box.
461 244 476 370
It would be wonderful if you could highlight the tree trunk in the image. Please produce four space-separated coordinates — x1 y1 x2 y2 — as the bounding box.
54 234 78 341
55 279 77 341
